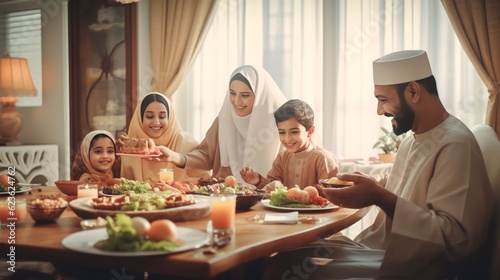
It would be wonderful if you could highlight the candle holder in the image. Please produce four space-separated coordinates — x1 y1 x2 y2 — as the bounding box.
77 184 98 198
158 168 174 184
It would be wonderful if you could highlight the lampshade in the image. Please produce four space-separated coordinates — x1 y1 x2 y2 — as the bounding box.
0 54 37 97
0 54 37 146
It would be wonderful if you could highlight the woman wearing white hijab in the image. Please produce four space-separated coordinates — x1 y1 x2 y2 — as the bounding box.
158 65 287 183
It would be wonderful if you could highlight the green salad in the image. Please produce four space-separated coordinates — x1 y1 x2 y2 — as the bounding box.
97 214 178 252
269 187 322 208
120 192 174 211
111 178 152 195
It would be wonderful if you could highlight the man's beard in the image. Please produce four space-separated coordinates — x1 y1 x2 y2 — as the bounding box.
392 98 414 135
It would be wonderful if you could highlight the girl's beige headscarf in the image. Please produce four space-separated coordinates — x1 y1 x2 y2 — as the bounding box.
218 65 287 182
121 92 209 182
71 130 119 182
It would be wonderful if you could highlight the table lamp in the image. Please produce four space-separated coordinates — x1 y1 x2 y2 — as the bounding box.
0 54 38 146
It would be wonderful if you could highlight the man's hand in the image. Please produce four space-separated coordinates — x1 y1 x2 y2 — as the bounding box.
322 173 397 218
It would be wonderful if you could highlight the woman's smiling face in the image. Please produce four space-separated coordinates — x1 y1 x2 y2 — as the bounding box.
229 80 255 117
142 101 168 138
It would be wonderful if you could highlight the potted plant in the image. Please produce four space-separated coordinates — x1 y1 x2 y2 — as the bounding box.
372 127 407 163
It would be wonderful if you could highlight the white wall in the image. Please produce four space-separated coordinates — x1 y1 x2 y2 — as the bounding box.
12 0 151 181
16 0 71 179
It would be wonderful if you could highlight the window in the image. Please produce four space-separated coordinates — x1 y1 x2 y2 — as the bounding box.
0 6 42 107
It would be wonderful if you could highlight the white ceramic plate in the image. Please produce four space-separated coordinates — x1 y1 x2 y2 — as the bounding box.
69 197 211 222
18 183 41 188
115 153 160 158
260 199 339 211
62 227 208 256
0 186 32 196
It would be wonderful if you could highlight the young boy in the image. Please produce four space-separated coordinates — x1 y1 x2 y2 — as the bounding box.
240 99 338 193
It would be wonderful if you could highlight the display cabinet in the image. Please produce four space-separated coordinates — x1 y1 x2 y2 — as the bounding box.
68 0 137 155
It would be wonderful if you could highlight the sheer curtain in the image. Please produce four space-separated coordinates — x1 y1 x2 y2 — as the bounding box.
174 0 486 160
172 0 487 237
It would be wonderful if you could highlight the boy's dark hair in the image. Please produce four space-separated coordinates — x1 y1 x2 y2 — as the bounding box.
274 99 314 130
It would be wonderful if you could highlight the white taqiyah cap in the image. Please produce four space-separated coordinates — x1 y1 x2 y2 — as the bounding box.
373 50 432 85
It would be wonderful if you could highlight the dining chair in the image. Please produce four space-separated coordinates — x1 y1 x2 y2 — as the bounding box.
471 124 500 280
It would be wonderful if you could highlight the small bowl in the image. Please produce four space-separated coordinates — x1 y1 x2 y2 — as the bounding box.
80 218 107 230
236 194 264 210
26 195 69 223
55 180 81 196
27 205 67 223
319 178 354 189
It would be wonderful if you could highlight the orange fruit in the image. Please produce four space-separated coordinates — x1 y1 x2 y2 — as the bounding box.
146 219 177 242
0 174 9 186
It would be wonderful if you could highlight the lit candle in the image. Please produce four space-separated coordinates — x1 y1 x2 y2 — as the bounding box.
77 184 98 198
158 168 174 183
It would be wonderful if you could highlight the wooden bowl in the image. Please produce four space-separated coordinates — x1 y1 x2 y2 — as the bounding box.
236 194 264 211
55 180 81 196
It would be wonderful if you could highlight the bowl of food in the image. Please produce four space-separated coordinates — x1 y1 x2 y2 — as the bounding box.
55 180 81 196
319 177 354 189
236 193 265 211
27 195 69 223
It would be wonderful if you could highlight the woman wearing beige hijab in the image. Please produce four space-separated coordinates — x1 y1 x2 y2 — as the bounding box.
120 92 210 183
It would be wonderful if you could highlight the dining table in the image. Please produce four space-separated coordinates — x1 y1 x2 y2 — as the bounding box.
0 185 370 280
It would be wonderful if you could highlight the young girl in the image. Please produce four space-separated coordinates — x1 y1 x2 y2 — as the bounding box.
71 130 120 183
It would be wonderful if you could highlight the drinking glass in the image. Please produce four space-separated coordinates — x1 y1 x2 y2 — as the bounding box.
209 193 236 245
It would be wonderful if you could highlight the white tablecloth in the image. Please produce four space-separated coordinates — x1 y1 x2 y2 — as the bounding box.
339 162 393 176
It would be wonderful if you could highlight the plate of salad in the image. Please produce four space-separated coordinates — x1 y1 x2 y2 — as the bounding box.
261 187 339 211
62 214 208 256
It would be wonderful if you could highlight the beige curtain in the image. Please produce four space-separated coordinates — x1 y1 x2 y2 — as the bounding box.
150 0 219 98
441 0 500 138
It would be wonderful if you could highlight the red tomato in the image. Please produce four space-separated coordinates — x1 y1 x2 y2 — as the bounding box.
146 219 177 242
312 196 327 206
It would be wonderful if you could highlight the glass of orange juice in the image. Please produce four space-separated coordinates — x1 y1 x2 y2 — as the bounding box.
0 198 27 225
209 193 236 245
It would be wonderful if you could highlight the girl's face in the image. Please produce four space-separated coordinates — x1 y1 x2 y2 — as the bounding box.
142 101 168 138
90 137 116 173
229 80 255 117
277 118 314 153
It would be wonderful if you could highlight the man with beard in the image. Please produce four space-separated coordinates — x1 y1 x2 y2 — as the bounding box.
262 50 493 279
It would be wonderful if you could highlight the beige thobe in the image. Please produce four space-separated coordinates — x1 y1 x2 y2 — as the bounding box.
258 143 338 189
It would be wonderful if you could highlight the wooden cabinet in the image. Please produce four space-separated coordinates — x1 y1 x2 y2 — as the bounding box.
68 0 137 155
